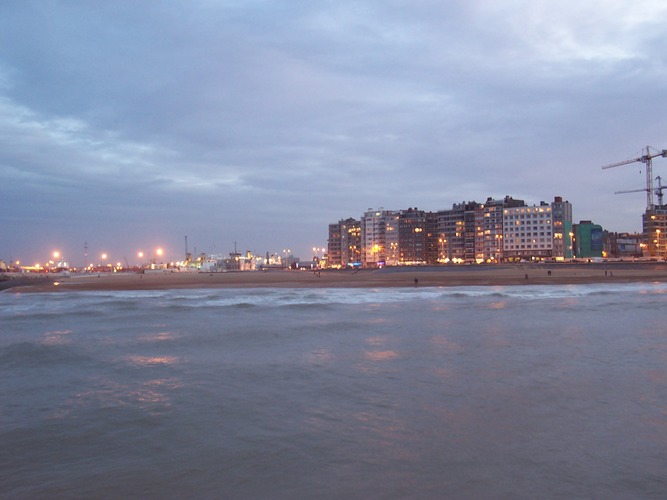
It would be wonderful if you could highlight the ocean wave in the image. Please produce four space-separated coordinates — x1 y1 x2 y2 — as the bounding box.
434 282 667 301
2 283 666 316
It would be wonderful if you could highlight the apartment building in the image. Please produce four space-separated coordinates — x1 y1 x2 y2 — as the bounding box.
552 196 573 260
361 208 399 267
643 206 667 258
331 194 576 266
397 208 439 265
437 202 481 263
502 203 554 261
327 218 362 268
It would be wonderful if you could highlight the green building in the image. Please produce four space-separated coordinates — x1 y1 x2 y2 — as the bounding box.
573 221 603 258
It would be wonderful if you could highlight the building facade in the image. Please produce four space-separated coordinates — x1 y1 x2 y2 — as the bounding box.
398 208 429 265
361 208 399 267
333 194 576 267
437 202 481 263
643 207 667 258
551 196 573 260
327 222 342 268
573 221 603 258
502 203 554 260
606 232 644 258
327 218 361 268
480 196 525 262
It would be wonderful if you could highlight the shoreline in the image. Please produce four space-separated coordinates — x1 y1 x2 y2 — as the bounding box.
4 262 667 293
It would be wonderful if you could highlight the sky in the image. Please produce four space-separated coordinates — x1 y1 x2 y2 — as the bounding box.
1 0 666 266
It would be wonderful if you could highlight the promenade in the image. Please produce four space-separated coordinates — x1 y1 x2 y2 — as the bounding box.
4 262 667 292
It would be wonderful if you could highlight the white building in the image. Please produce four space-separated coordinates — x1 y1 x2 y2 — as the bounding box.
502 203 554 260
361 208 399 267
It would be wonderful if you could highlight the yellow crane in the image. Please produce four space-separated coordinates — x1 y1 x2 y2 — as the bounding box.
602 146 667 209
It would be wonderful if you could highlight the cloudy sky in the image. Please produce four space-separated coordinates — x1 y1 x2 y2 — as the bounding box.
1 0 666 266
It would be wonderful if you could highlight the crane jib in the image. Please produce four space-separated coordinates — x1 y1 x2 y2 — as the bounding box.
601 145 666 210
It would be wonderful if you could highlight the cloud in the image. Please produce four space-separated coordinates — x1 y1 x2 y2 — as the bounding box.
1 0 666 264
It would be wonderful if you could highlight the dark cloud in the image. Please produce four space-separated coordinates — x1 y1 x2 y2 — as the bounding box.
1 0 667 265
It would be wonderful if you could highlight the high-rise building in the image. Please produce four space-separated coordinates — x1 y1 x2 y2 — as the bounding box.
437 202 481 263
328 218 361 268
643 206 667 258
425 211 439 265
551 196 573 260
327 222 342 268
385 211 400 266
502 202 554 261
481 196 524 262
361 208 399 267
398 208 429 265
342 218 362 267
333 194 575 267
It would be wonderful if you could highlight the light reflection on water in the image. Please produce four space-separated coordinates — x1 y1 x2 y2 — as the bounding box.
124 354 179 367
363 350 399 362
41 329 72 345
138 331 179 343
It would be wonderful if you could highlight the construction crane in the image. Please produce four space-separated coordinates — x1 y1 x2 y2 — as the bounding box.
602 146 667 210
615 175 667 207
184 235 192 263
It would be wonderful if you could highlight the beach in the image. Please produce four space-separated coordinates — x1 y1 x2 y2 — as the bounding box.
4 262 667 292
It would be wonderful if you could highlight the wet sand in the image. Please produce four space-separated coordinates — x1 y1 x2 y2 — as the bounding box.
5 262 667 292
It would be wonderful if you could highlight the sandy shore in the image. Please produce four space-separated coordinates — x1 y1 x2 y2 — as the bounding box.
4 262 667 293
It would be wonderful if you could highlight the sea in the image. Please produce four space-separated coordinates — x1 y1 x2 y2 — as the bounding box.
1 282 666 499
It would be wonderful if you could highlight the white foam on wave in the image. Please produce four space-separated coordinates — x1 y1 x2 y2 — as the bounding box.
2 282 666 315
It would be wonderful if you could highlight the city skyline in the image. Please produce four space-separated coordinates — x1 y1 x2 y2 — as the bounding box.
1 2 666 265
0 189 632 269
